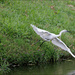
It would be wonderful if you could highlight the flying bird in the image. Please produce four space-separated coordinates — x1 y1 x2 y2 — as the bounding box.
31 24 75 58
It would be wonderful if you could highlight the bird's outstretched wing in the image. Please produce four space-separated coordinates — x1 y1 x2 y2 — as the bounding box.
52 38 75 58
52 38 69 51
31 24 51 36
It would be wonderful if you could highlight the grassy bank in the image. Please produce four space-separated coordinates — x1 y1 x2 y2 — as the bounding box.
0 0 75 73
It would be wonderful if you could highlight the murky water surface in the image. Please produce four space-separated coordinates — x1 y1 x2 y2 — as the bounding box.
6 59 75 75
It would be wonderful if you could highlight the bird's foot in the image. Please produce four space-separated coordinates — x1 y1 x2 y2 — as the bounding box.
31 44 34 46
36 46 40 49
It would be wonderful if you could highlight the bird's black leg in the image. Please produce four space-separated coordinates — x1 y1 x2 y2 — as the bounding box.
31 39 41 46
40 41 45 47
34 39 41 45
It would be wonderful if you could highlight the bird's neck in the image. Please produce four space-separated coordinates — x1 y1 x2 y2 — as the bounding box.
59 31 64 36
56 31 64 38
55 30 66 38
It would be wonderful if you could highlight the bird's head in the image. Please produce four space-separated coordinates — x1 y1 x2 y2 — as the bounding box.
59 30 70 36
61 30 70 33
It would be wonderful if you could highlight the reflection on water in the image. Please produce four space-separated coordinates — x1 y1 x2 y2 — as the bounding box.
68 70 75 75
6 59 75 75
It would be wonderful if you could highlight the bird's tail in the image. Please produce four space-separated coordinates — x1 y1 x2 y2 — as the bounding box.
68 49 75 58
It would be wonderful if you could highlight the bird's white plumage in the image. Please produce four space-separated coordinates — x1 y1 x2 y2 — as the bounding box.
31 24 75 58
31 24 56 41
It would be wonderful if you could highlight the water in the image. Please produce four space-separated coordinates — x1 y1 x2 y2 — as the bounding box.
6 60 75 75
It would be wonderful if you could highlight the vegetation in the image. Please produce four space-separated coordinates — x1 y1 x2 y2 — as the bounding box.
0 0 75 73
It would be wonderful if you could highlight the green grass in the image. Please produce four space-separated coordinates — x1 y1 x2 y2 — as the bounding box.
0 0 75 73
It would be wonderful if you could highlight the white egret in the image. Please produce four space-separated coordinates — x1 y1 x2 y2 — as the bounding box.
31 24 75 58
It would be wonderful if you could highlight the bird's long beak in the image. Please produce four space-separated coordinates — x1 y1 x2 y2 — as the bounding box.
67 31 71 33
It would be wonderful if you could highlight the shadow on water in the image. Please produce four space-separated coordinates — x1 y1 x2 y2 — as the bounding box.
6 59 75 75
